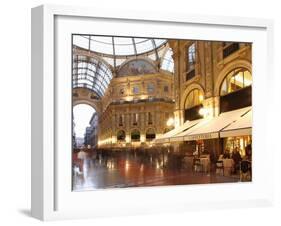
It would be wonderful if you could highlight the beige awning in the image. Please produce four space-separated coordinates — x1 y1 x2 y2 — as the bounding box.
154 119 202 144
220 109 252 138
174 107 251 141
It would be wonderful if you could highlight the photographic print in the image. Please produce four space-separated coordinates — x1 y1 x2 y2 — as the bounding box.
72 35 252 191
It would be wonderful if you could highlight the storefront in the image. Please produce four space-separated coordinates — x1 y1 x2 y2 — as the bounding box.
223 135 251 157
220 109 252 157
155 106 252 159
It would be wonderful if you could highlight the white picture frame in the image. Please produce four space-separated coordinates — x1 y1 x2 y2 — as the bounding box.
31 4 274 221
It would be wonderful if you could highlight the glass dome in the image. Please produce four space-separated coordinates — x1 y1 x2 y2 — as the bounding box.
72 35 174 98
73 35 168 67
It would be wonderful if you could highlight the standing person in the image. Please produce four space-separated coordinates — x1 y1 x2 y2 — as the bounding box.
77 148 88 173
232 147 242 173
244 144 252 161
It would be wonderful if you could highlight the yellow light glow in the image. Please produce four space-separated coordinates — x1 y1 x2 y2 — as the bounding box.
125 96 133 101
199 94 204 102
112 136 117 144
125 135 130 143
125 161 130 171
166 117 174 127
199 108 207 116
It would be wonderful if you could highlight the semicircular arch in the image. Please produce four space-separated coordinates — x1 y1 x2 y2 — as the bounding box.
180 82 205 110
214 60 252 96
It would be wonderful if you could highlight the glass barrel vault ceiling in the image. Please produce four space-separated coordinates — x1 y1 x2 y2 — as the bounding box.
73 55 113 98
72 35 174 98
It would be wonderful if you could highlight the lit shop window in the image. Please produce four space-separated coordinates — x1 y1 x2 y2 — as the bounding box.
220 68 252 96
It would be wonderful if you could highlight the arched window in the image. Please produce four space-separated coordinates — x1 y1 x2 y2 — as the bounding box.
184 89 204 110
220 68 252 113
146 128 156 141
131 129 140 141
220 68 252 96
117 130 125 141
184 89 204 121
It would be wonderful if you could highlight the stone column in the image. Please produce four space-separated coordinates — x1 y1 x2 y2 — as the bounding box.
204 41 214 98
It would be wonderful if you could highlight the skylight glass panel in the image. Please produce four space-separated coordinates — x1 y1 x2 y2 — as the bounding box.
73 55 113 97
73 35 89 49
135 39 154 54
88 63 97 72
114 44 135 55
114 37 133 45
154 39 166 48
92 36 112 44
161 48 174 73
134 38 148 44
90 37 113 55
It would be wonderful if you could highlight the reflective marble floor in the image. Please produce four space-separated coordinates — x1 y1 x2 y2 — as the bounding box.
72 151 240 191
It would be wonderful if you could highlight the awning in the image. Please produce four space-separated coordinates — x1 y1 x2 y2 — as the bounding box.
169 119 203 142
175 106 251 141
154 119 202 144
220 109 252 138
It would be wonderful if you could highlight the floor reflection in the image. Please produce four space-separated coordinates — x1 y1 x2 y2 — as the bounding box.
72 151 239 191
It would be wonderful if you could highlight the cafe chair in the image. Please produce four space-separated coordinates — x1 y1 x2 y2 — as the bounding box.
193 158 203 174
216 160 224 176
240 160 251 182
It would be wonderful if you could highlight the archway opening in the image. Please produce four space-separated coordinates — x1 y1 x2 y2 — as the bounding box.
117 130 126 142
131 129 140 142
146 128 156 141
73 104 97 149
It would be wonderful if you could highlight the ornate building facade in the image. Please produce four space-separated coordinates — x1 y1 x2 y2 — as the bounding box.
168 40 252 156
72 37 175 149
72 36 252 156
98 72 174 148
